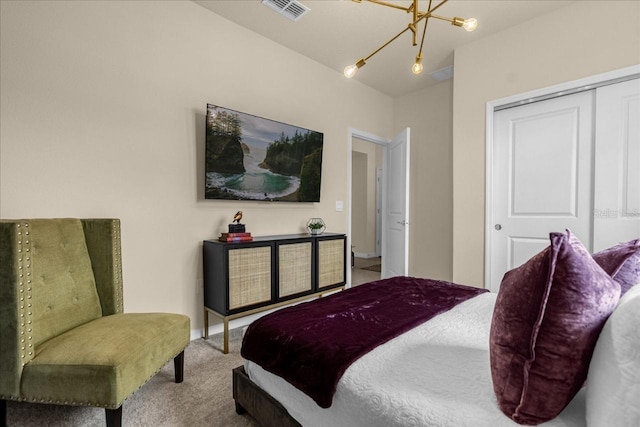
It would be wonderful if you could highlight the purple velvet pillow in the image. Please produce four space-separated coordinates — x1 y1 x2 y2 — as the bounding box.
592 238 640 296
489 230 621 425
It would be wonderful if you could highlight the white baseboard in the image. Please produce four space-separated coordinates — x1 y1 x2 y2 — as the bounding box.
354 252 379 259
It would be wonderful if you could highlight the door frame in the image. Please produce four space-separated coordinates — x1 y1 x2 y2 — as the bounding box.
484 64 640 290
376 167 382 257
347 127 389 287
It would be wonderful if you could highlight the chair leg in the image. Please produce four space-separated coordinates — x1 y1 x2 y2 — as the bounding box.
1 399 7 427
105 406 122 427
174 350 185 383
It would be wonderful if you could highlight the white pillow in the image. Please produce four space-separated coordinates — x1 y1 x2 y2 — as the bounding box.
586 284 640 427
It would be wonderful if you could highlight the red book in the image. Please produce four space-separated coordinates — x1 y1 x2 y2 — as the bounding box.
219 236 254 243
219 232 252 239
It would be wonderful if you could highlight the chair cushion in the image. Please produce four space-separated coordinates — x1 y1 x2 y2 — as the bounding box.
489 230 620 425
20 313 190 408
29 219 103 347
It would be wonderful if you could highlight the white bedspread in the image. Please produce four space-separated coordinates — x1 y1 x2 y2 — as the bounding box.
244 292 587 427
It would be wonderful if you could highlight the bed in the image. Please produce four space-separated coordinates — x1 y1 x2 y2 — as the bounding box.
233 233 640 427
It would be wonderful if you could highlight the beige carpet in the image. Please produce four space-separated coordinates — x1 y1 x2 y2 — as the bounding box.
5 329 260 427
360 264 381 272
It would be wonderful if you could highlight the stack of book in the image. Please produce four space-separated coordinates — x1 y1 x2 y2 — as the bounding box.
218 232 253 243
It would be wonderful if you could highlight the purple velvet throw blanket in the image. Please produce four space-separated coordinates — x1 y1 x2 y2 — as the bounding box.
241 276 488 408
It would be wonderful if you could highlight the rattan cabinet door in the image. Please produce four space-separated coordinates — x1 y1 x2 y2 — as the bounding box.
317 237 346 291
228 246 272 310
277 241 313 299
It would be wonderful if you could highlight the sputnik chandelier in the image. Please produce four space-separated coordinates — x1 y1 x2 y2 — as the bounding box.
344 0 477 78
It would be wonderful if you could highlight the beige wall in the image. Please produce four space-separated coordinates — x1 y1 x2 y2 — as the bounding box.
0 0 393 337
351 137 382 256
394 79 454 281
351 151 369 254
4 0 635 336
452 1 640 287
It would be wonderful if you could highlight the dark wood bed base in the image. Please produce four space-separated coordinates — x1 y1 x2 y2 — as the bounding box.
233 366 302 427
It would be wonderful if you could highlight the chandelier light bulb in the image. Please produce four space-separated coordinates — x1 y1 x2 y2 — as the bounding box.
462 18 478 32
344 64 359 79
412 54 424 75
343 59 366 79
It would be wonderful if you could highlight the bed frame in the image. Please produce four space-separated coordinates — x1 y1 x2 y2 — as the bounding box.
232 366 301 427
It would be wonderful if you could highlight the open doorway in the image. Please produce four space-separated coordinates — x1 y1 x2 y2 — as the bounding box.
347 127 410 287
351 140 383 286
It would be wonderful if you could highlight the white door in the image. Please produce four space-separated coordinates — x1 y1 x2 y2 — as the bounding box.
593 79 640 250
489 92 595 291
382 128 410 279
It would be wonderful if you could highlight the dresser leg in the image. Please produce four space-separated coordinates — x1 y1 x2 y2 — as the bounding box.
204 308 209 339
224 317 230 354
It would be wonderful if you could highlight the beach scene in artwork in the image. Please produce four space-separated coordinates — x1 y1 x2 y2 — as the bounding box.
205 104 323 202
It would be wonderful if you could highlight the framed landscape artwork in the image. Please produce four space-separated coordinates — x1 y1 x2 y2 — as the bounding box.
205 104 324 202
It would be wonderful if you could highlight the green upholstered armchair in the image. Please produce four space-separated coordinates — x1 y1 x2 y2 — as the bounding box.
0 219 190 427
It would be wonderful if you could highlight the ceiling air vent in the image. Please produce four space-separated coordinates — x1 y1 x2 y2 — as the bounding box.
430 65 454 82
262 0 310 22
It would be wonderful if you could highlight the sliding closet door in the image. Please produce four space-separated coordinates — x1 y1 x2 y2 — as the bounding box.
489 91 595 290
489 78 640 291
593 79 640 251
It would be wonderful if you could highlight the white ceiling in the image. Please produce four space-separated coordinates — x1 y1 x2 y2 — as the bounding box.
194 0 574 98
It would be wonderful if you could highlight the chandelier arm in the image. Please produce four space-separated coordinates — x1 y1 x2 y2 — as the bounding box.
415 0 449 20
362 0 413 13
363 25 413 62
411 0 418 45
429 13 455 24
417 0 433 56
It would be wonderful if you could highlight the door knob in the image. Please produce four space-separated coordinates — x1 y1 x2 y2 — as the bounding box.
494 224 502 231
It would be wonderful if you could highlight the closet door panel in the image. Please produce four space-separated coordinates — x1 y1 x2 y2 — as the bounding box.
594 79 640 250
489 91 594 291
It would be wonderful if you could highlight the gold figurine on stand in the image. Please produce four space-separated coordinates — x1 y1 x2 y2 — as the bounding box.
219 211 252 242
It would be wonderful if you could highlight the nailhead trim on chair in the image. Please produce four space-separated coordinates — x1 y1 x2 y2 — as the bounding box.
112 220 123 313
0 348 186 409
16 222 34 367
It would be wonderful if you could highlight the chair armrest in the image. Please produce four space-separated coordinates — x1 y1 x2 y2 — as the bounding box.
0 221 31 397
